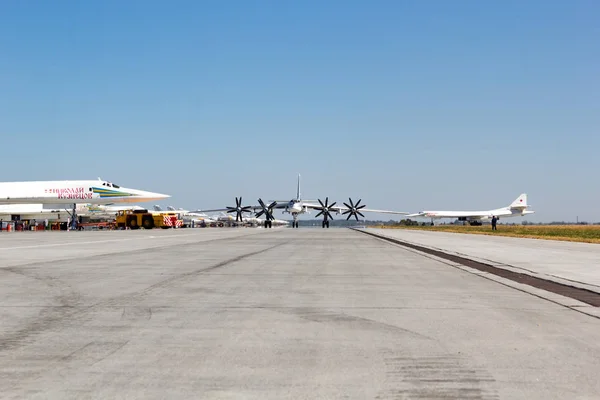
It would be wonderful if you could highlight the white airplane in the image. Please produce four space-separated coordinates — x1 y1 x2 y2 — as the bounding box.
406 193 535 225
194 174 409 228
153 205 218 227
0 178 169 228
0 203 150 223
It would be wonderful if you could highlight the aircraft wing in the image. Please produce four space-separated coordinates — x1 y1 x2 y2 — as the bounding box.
190 205 266 214
302 202 409 215
406 211 491 219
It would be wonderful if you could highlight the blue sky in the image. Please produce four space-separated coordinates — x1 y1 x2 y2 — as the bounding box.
1 0 598 222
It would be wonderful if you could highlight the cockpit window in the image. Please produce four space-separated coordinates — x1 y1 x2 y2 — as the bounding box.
112 184 120 188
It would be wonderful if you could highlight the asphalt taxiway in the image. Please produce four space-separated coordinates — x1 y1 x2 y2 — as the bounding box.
1 228 599 399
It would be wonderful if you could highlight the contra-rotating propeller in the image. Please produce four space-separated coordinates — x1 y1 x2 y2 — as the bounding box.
226 197 253 222
256 198 277 221
314 197 336 222
342 198 366 221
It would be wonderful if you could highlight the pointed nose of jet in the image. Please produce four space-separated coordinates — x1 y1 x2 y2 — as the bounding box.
122 188 171 203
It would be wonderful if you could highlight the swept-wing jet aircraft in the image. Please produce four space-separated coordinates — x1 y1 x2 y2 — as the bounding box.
194 174 408 228
0 178 169 229
406 193 535 225
0 203 146 222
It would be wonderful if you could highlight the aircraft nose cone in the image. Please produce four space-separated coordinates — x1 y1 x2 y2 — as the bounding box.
139 191 170 200
124 189 170 203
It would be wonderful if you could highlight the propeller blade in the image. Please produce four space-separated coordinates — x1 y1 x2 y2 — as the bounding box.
356 204 366 210
343 202 351 209
354 214 359 221
315 211 323 218
268 201 277 209
348 198 354 208
318 198 324 207
357 211 365 218
346 214 352 221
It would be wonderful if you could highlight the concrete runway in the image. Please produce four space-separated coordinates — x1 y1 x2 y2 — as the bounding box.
365 228 600 293
1 228 600 399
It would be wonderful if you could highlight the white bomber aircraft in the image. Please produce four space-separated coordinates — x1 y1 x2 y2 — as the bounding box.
194 174 409 228
406 193 535 225
0 178 169 228
0 203 146 222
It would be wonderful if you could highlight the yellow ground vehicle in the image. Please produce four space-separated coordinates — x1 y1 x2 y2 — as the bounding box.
115 209 182 229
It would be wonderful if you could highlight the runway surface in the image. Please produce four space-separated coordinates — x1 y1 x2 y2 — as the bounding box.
365 228 600 293
1 228 600 399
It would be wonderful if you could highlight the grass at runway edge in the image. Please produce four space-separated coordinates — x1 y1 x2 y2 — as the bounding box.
378 225 600 244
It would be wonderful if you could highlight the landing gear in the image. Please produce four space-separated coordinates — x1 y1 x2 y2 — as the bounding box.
69 203 78 231
322 220 330 228
264 220 272 228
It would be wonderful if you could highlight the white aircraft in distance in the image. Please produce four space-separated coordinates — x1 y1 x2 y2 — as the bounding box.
0 178 169 229
406 193 535 225
153 205 218 227
194 174 409 228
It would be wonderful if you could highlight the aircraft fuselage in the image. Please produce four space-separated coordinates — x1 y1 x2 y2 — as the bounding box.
0 180 169 205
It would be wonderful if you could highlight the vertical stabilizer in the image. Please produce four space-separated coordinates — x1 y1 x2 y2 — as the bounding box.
153 205 162 211
296 174 301 200
510 194 528 209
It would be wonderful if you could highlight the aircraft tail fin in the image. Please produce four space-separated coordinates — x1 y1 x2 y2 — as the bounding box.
167 206 176 211
153 205 162 211
296 173 301 200
510 193 528 209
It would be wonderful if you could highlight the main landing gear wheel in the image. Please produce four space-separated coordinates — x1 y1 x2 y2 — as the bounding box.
264 220 272 228
322 221 330 228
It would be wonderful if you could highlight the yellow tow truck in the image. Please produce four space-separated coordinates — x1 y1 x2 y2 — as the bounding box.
115 209 182 229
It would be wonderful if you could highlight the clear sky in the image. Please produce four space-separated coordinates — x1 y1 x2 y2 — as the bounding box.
1 0 598 222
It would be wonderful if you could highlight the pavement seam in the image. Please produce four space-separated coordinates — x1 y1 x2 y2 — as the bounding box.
352 228 600 320
0 241 289 353
0 230 274 270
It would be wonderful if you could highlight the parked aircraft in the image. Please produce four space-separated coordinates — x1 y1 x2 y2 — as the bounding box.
0 203 146 222
153 205 218 227
406 193 535 225
194 174 408 228
0 178 169 229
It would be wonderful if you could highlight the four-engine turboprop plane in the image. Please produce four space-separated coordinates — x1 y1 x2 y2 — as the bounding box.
0 178 169 229
194 174 409 228
406 193 535 225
